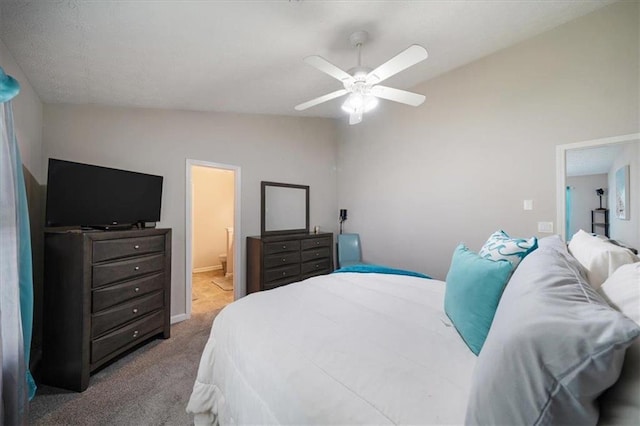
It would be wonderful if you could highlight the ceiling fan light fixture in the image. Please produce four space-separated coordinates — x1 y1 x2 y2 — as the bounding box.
296 31 428 124
341 93 378 114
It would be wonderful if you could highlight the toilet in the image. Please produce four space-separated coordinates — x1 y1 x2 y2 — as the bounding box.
219 254 227 276
219 227 234 278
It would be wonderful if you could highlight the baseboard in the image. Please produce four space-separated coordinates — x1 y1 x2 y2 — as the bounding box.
170 313 190 324
192 265 222 273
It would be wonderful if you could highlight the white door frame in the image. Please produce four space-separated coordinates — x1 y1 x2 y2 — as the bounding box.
556 133 640 241
186 159 242 318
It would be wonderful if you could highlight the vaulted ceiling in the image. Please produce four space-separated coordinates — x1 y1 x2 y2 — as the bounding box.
0 0 613 118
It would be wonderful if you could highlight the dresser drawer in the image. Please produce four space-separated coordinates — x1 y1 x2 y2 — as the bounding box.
93 273 164 312
91 310 164 364
92 254 165 288
92 291 164 337
264 264 300 284
264 251 300 269
302 237 332 251
302 258 331 275
264 240 300 255
93 235 165 263
301 247 330 262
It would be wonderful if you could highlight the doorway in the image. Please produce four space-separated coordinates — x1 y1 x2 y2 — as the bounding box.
186 159 241 317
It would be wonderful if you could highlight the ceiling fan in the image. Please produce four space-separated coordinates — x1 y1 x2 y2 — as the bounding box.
295 31 428 125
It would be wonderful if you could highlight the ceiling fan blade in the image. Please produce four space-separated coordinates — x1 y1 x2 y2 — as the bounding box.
349 111 363 125
366 45 428 84
304 55 354 83
371 85 426 107
295 89 349 111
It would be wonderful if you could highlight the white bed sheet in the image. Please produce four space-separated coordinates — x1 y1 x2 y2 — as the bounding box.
187 272 476 425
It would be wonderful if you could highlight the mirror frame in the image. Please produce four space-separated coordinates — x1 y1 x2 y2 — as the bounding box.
261 181 310 237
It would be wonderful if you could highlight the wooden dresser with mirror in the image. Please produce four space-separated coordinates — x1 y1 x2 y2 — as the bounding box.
247 181 334 293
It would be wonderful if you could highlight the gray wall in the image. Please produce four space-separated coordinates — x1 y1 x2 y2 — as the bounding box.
336 1 639 280
566 174 608 238
609 141 640 248
42 104 339 319
0 38 43 182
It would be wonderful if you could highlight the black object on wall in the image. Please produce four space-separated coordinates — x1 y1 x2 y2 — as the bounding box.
339 209 348 234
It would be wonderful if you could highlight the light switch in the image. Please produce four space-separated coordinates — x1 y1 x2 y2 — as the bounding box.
523 200 533 210
537 222 554 233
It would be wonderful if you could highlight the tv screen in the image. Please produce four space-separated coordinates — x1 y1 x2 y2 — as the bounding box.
45 159 163 228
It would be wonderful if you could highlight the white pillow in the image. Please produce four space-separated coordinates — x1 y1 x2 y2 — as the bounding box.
599 262 640 323
597 262 640 425
568 230 638 289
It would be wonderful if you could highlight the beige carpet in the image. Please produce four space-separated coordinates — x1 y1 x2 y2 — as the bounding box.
29 271 232 424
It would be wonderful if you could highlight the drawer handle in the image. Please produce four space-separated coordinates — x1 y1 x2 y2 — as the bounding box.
316 241 320 245
282 271 287 276
134 245 140 249
133 308 138 314
133 330 139 338
282 245 287 249
315 253 320 257
315 264 320 268
282 258 286 262
134 266 140 271
134 287 140 292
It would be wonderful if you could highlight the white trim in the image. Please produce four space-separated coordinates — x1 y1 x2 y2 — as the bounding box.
171 313 189 324
192 265 222 273
556 133 640 241
186 159 242 319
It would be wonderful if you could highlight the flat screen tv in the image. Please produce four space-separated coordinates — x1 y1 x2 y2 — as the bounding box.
45 159 163 229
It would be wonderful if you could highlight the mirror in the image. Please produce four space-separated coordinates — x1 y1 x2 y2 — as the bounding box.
261 181 309 236
557 134 639 248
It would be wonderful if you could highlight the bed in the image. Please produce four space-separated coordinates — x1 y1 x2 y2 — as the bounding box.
187 272 475 424
187 234 640 425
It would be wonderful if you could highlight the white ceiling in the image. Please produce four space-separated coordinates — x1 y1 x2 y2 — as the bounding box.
0 0 613 118
566 145 625 177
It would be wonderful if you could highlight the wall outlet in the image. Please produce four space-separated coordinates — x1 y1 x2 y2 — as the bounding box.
523 200 533 210
537 221 554 233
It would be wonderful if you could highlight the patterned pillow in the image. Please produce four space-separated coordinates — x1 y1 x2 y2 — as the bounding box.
479 230 537 268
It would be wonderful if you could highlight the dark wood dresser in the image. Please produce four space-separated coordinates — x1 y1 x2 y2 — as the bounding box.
42 228 171 391
247 233 334 294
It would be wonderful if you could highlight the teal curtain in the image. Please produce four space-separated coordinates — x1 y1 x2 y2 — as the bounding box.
566 186 572 239
1 66 36 425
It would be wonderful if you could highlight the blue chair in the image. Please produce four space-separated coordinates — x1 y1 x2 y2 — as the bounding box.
337 233 366 268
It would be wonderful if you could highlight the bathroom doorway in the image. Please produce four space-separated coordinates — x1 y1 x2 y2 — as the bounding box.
186 160 241 317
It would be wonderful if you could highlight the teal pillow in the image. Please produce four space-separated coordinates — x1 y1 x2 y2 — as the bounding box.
444 244 513 355
479 230 537 268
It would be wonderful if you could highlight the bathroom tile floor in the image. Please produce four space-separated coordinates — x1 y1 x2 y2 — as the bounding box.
192 270 234 314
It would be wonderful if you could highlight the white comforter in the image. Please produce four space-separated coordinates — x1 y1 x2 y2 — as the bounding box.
187 272 476 425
